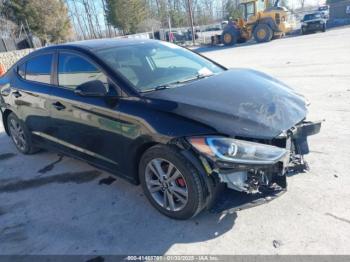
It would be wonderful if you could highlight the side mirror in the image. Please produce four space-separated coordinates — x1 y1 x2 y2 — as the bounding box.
75 80 107 97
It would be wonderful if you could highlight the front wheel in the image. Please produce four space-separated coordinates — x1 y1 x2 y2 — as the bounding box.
139 145 206 219
322 24 326 32
221 28 239 46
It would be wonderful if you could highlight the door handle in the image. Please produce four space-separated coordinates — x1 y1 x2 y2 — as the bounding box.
12 90 22 98
52 101 66 111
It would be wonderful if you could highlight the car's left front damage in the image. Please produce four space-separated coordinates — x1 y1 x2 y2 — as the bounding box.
144 69 323 212
179 119 322 212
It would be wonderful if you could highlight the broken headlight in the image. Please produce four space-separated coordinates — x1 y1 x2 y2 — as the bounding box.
188 137 288 165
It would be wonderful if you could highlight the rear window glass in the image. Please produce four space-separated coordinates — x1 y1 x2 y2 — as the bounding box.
25 54 53 84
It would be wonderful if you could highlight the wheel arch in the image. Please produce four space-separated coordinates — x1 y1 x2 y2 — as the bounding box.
131 140 159 184
179 148 215 207
133 138 215 206
1 109 13 136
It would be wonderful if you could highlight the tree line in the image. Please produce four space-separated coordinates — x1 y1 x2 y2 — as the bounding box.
1 0 243 42
1 0 73 43
104 0 243 34
3 0 326 43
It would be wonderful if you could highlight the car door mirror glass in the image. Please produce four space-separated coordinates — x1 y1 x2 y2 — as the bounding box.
75 80 107 97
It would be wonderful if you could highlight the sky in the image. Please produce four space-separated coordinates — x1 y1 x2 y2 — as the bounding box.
286 0 326 9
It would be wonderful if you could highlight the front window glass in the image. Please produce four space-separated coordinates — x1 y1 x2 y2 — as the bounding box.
58 53 108 90
246 3 255 19
304 13 321 21
257 0 265 13
26 54 52 84
96 41 224 92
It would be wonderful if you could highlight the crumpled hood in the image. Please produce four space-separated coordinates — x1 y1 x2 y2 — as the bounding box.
144 69 308 139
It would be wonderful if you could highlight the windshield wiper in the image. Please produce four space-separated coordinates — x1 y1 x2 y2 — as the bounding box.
140 73 214 93
140 84 175 93
186 73 213 82
171 73 214 85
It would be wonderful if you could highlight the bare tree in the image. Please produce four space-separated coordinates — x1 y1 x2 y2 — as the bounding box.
298 0 306 9
70 0 89 39
82 0 97 38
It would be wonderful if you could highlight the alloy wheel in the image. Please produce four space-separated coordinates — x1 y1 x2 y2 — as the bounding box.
145 158 188 212
9 118 27 151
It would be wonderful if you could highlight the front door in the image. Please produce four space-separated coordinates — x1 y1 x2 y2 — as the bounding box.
47 51 124 171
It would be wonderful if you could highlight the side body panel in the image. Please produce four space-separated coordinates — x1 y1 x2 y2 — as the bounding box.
0 68 52 141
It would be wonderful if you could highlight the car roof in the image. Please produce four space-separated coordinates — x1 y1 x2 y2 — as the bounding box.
40 38 158 52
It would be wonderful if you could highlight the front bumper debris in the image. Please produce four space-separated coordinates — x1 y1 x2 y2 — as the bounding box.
209 183 286 214
208 120 322 213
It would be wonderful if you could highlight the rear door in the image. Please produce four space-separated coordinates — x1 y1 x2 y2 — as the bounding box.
9 52 54 142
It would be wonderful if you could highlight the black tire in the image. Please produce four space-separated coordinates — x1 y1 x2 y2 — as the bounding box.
139 145 206 220
301 28 306 35
7 113 38 154
221 28 239 46
253 24 273 43
322 24 326 32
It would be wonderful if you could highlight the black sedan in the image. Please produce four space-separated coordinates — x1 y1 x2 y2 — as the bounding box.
301 12 327 34
0 39 321 219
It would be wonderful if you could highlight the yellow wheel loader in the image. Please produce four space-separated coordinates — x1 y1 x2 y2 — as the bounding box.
212 0 293 46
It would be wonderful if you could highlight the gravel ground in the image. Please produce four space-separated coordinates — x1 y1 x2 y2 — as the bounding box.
0 27 350 255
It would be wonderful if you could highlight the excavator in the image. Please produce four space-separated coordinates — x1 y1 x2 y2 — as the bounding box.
212 0 294 46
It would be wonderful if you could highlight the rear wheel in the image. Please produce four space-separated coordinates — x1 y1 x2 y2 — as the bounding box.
253 24 273 43
7 113 37 154
139 145 205 219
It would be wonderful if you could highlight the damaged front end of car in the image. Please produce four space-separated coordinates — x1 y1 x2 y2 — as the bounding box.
183 120 322 212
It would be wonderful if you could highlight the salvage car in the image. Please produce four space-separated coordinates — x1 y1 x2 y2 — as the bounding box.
0 39 321 219
301 12 327 34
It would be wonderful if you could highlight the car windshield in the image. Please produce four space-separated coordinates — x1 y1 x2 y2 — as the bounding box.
304 13 321 21
96 41 224 93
